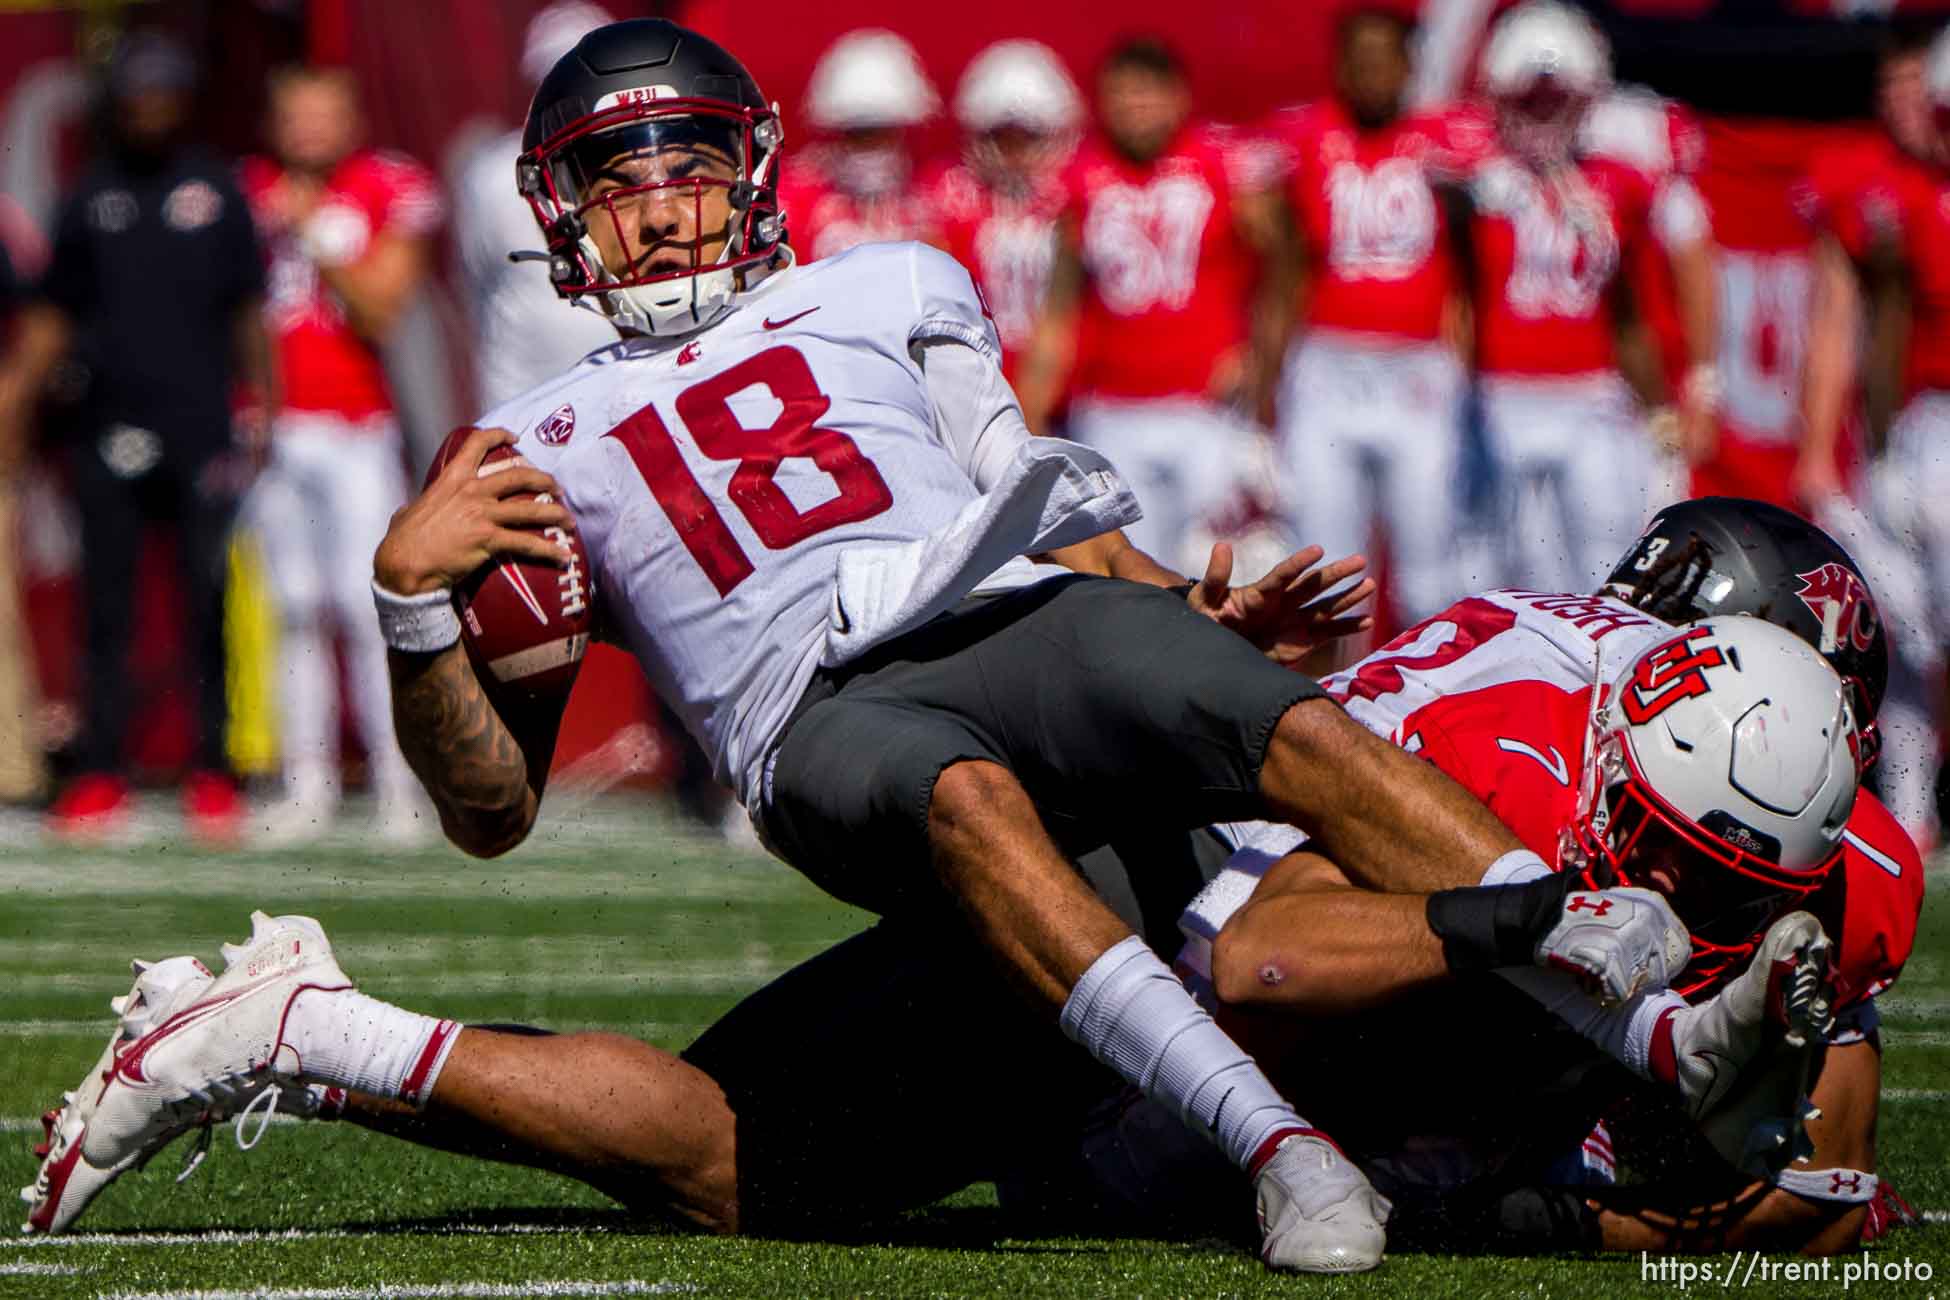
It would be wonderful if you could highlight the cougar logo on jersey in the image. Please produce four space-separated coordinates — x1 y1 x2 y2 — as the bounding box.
1795 563 1879 656
1081 174 1215 314
1325 158 1436 281
534 403 576 446
1620 627 1726 725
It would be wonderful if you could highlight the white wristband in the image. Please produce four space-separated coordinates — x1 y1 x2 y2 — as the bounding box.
1775 1166 1877 1204
373 580 461 653
1479 848 1552 888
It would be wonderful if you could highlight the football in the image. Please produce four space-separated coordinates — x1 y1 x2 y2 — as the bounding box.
426 427 592 698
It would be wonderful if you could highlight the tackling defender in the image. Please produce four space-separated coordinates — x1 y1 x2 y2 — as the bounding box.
24 19 1680 1272
1157 503 1921 1253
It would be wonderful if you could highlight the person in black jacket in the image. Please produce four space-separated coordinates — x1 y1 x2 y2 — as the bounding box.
0 30 274 841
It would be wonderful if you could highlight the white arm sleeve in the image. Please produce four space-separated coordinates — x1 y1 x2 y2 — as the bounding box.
913 336 1034 494
1651 176 1710 252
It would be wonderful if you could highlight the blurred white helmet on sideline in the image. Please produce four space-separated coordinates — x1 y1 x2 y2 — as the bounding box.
518 1 613 88
805 29 940 131
954 40 1081 136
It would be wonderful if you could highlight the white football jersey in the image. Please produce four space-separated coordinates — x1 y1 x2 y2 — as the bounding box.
476 242 1137 814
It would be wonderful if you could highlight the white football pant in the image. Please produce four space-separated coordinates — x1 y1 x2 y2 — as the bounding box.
1066 396 1259 576
1275 331 1466 623
247 414 415 807
1477 373 1663 595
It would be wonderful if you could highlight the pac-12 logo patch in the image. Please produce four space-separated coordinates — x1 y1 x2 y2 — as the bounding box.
535 404 576 446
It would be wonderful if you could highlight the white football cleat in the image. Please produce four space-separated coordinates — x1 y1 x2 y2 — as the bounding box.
1254 1132 1390 1273
1534 886 1691 1007
19 912 350 1234
1671 911 1834 1118
21 955 213 1234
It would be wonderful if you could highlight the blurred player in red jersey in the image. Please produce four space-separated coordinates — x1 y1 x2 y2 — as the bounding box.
1459 2 1718 595
1269 5 1478 626
1798 26 1949 848
1018 37 1295 573
1579 86 1716 508
239 67 441 844
925 41 1081 381
777 29 941 261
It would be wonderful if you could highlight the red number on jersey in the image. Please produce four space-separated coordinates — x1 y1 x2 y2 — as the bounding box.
1328 597 1519 704
1619 626 1725 724
606 346 895 597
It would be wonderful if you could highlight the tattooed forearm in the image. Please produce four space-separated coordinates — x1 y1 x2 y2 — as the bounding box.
388 646 539 857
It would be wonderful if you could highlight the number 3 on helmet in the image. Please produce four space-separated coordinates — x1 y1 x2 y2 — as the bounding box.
1563 616 1860 998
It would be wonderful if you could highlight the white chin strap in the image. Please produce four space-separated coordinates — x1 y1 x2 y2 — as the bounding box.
578 231 742 339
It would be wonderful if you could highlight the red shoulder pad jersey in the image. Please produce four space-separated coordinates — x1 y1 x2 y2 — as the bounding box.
777 151 941 264
1321 589 1922 1012
1467 150 1658 377
240 149 443 421
921 157 1068 375
1805 134 1950 399
1060 121 1258 400
1267 99 1480 344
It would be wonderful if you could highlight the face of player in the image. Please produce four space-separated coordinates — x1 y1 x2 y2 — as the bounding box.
1877 50 1942 163
976 124 1058 188
1098 66 1189 164
116 88 189 156
833 126 910 197
1496 77 1587 167
271 77 361 175
1337 15 1410 129
581 143 740 281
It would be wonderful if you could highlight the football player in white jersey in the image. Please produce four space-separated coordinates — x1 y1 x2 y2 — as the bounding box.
26 20 1676 1268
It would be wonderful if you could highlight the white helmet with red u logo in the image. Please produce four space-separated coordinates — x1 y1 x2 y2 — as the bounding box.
1564 615 1859 997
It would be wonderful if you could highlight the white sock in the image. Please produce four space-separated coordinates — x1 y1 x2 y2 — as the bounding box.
1478 848 1551 888
286 988 462 1108
1497 966 1686 1079
1060 936 1315 1175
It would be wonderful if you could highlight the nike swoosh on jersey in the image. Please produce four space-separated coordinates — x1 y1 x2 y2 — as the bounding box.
1495 737 1570 786
762 307 821 331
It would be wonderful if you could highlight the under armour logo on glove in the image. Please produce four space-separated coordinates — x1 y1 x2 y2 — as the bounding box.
1535 886 1691 1007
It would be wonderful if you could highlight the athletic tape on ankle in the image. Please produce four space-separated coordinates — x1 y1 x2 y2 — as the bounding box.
373 580 461 654
1479 848 1552 888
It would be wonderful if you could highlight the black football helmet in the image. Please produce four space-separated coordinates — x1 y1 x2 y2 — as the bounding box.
1602 497 1888 769
518 18 784 336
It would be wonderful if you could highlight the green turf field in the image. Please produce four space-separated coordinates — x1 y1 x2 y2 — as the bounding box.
3 795 1946 1299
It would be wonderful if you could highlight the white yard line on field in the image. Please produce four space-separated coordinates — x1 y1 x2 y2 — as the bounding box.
1881 1088 1950 1102
6 964 794 997
96 1282 690 1300
0 1260 82 1275
11 1224 592 1249
0 1019 707 1040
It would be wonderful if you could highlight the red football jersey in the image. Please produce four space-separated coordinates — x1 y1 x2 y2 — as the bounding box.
1468 154 1656 378
1806 136 1950 398
777 152 941 264
240 150 442 421
923 159 1067 376
1326 590 1922 1010
1060 122 1259 400
1269 100 1484 344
